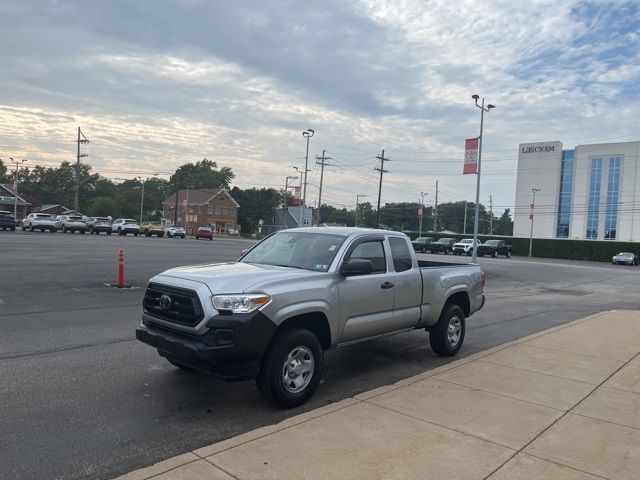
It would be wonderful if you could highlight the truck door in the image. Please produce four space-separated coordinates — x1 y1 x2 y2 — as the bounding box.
389 236 422 330
337 237 396 344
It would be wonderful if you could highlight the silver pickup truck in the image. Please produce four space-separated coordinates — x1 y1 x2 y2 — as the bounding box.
137 227 485 408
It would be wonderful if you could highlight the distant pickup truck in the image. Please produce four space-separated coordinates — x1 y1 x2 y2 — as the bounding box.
477 239 512 258
136 227 485 408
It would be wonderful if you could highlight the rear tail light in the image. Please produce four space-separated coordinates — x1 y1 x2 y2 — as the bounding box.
480 271 486 288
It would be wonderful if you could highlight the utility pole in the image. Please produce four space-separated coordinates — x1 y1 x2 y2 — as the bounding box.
315 150 332 226
529 187 540 257
418 192 427 238
489 195 493 235
173 181 179 226
9 158 26 220
284 175 297 209
74 127 89 214
463 200 468 235
433 180 439 232
375 150 390 227
356 194 367 226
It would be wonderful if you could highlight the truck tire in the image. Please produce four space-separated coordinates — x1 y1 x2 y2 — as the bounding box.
506 250 511 258
429 304 465 356
256 328 323 409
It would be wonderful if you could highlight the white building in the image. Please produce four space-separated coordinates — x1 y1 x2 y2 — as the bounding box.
513 140 640 242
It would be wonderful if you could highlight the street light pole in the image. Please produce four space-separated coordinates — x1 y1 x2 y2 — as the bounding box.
470 94 495 263
185 184 194 234
356 194 367 226
419 192 427 238
529 187 540 257
300 129 314 228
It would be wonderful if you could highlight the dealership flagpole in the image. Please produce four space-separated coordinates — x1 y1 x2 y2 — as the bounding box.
470 95 495 263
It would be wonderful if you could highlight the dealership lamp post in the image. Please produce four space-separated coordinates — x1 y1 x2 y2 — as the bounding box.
418 191 427 238
529 187 540 257
300 129 314 228
470 94 495 263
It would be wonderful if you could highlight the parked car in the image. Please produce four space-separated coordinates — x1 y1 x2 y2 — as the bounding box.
87 217 112 235
21 213 57 232
137 227 485 408
612 252 638 266
55 215 87 233
429 238 457 254
195 226 213 240
453 239 481 256
141 222 165 237
165 226 186 238
477 239 512 258
0 210 16 231
112 219 140 236
411 236 434 253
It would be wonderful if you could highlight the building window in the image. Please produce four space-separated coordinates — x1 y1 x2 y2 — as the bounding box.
556 150 574 238
586 158 603 239
604 156 621 240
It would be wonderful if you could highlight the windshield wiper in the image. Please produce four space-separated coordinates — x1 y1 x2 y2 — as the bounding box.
272 264 306 270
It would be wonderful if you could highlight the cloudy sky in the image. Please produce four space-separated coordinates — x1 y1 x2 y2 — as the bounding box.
1 0 639 214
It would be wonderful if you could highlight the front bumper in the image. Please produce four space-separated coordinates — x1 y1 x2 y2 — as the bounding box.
137 310 278 381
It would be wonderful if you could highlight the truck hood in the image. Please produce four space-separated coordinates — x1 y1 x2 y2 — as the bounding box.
156 262 309 294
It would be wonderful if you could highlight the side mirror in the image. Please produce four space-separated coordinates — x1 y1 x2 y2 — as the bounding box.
340 258 374 276
240 248 250 256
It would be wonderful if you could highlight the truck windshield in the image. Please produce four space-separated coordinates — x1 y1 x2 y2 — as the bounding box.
242 232 346 272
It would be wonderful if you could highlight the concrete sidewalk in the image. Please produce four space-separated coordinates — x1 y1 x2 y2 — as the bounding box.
117 310 640 480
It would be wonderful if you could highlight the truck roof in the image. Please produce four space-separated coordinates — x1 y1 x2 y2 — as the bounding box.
282 226 406 237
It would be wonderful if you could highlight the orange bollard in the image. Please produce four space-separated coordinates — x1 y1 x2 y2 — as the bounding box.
118 249 125 287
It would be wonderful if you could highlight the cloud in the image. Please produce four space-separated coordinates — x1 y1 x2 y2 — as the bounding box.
0 0 639 214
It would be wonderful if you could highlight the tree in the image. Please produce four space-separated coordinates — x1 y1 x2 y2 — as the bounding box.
231 187 282 234
493 209 513 236
169 158 234 190
0 159 9 183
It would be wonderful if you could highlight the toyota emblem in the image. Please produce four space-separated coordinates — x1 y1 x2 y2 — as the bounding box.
159 294 172 311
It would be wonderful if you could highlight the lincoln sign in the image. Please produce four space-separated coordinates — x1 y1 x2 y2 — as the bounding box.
521 145 556 154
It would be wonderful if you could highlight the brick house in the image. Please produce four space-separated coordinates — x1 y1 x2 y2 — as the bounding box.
162 188 240 235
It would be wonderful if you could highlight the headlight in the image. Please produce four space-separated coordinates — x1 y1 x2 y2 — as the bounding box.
212 294 271 313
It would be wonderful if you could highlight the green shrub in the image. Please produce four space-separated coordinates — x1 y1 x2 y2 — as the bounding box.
403 230 640 262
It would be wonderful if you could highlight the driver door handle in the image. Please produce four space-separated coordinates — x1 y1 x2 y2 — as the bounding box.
380 282 394 289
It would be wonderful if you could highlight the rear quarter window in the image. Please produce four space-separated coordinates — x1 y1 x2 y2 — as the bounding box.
389 237 413 272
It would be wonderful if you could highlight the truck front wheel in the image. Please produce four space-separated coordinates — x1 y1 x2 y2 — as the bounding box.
429 304 466 356
256 328 323 409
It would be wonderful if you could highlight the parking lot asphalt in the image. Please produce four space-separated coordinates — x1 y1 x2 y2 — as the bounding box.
2 230 640 480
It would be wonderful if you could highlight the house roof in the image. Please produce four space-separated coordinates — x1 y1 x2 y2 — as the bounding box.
163 188 240 208
0 184 29 205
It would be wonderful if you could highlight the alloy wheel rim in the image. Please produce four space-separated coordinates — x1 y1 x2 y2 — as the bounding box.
447 316 462 347
282 346 314 394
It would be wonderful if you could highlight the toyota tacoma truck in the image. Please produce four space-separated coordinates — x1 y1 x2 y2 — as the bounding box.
136 228 485 408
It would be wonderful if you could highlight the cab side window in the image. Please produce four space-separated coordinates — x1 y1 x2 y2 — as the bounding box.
389 237 413 272
348 240 386 274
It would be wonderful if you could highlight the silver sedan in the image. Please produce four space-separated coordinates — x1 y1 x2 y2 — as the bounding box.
612 252 638 265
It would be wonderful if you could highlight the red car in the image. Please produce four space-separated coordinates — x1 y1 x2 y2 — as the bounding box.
195 226 213 240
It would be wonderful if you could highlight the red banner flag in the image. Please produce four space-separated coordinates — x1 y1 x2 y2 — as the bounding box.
292 186 301 205
464 137 479 174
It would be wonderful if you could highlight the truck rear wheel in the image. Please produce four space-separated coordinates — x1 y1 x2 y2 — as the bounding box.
429 304 465 356
256 328 323 409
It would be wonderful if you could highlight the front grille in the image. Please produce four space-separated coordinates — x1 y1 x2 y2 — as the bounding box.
143 283 204 327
